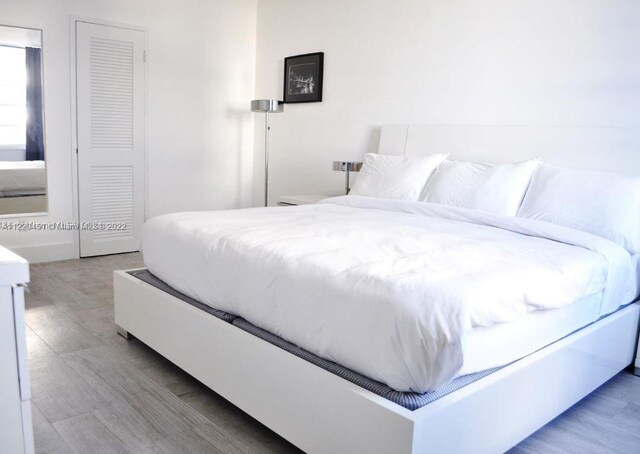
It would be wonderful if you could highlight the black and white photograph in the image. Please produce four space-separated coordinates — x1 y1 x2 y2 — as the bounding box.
283 52 323 103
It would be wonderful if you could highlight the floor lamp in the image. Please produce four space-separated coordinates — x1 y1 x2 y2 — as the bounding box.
251 99 284 207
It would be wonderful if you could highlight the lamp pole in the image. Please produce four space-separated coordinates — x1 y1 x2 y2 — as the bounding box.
264 111 269 207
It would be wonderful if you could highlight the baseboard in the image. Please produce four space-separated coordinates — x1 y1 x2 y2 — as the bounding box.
8 242 78 264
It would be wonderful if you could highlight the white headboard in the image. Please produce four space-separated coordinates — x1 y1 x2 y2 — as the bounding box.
379 125 640 176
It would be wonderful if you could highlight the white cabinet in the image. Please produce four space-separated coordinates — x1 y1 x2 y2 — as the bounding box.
0 247 33 454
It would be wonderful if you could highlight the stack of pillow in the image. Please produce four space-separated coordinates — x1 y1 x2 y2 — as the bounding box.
349 152 640 254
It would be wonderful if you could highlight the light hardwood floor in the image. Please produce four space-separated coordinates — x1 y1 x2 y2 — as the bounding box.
25 253 640 454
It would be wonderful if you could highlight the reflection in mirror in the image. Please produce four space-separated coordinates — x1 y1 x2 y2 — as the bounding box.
0 25 46 216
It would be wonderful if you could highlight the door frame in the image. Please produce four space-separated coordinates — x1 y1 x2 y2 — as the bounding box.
69 16 148 258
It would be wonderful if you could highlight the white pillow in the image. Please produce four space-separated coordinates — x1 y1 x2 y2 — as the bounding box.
349 153 447 201
421 159 539 216
518 164 640 253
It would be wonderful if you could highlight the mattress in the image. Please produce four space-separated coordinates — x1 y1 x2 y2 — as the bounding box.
0 188 46 197
460 292 602 375
128 269 634 411
463 247 638 375
141 195 639 393
0 160 46 195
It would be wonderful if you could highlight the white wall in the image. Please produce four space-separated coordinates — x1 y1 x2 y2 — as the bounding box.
253 0 640 203
0 0 257 262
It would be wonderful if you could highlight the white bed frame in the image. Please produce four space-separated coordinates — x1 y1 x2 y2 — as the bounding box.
115 124 640 453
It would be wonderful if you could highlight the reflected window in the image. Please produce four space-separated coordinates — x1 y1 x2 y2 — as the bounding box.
0 46 27 147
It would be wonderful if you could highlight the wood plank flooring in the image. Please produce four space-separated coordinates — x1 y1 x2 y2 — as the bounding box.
25 253 640 453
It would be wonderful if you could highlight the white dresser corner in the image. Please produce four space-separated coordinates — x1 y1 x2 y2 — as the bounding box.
0 246 33 454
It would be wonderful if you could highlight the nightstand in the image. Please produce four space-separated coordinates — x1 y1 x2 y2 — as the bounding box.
277 194 330 206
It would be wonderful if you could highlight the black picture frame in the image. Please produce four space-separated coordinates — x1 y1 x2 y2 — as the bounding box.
283 52 324 103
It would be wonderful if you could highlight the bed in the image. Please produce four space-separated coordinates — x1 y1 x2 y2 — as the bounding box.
0 160 47 215
0 160 46 197
114 124 640 453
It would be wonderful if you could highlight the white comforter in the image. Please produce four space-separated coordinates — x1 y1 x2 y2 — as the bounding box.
141 196 636 393
0 160 46 193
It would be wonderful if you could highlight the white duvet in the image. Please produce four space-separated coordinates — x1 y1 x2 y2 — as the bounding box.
141 196 637 393
0 160 46 193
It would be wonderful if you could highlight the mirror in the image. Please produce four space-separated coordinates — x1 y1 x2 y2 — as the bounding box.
0 25 46 216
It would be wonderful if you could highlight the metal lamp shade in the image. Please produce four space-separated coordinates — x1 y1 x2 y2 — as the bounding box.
251 99 284 113
332 161 363 172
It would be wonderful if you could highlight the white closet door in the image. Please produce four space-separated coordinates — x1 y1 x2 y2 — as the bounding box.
76 21 145 257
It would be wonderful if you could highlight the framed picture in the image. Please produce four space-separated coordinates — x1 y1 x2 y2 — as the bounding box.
283 52 324 103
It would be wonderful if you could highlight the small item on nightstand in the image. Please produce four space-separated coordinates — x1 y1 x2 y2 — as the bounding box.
333 161 363 194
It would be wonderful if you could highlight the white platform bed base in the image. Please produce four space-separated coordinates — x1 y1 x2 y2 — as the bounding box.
114 270 639 454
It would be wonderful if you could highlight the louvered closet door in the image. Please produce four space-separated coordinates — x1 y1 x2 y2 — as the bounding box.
76 22 145 257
